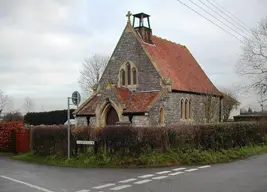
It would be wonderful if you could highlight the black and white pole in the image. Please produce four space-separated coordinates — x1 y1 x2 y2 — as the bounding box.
67 91 81 160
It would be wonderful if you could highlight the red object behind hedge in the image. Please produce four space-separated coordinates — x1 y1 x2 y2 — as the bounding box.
16 130 30 153
0 122 24 152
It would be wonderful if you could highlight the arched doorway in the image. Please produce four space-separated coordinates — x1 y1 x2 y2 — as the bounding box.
106 106 119 126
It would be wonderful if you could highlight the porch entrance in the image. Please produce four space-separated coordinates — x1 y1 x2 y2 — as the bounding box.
106 106 119 126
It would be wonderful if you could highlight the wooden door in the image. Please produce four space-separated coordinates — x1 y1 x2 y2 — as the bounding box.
106 107 119 126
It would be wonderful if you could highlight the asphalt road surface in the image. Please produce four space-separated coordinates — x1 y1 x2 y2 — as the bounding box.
1 154 267 192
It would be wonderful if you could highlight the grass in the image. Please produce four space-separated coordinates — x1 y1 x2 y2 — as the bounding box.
11 145 267 168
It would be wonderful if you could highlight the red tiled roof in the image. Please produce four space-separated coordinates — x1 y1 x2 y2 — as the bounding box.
113 87 161 113
76 95 100 115
75 87 160 115
112 87 131 106
141 36 222 96
124 92 160 113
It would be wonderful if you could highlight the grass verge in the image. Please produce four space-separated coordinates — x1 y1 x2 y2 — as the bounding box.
11 145 267 168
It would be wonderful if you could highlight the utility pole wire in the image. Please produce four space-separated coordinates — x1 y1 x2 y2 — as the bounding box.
198 0 251 36
175 0 244 42
207 0 251 32
186 0 248 40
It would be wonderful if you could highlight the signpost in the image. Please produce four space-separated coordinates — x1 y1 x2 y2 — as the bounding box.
67 91 81 159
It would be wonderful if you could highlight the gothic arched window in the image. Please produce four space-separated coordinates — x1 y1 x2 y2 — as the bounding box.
181 99 185 119
132 67 137 85
185 99 189 119
127 63 131 85
120 69 125 85
159 107 164 126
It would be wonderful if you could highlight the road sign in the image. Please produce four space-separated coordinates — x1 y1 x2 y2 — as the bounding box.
71 91 81 106
76 140 95 145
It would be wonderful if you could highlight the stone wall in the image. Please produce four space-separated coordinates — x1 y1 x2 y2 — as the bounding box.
132 116 149 127
98 30 162 92
75 116 87 127
89 117 96 127
149 92 221 126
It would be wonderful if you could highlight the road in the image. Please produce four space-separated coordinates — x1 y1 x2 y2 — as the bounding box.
0 154 267 192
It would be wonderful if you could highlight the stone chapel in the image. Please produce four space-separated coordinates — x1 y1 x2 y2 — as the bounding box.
74 12 223 127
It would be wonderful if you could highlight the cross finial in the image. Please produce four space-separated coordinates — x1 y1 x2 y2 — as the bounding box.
126 11 132 23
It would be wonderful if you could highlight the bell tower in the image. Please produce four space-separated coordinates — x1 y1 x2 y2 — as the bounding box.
132 12 153 44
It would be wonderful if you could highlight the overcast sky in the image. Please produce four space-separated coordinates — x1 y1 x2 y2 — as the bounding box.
1 0 267 113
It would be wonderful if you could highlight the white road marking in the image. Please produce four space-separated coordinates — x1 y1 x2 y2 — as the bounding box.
168 171 184 176
0 175 55 192
138 174 154 178
198 165 211 169
110 185 132 191
92 183 115 189
134 179 152 184
156 171 171 175
172 168 186 171
75 190 90 192
118 178 137 183
152 176 169 180
185 168 198 172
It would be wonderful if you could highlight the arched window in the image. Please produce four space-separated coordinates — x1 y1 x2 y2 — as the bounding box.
181 99 185 119
120 69 125 85
185 99 188 119
189 100 192 119
132 68 137 85
127 63 131 85
159 108 164 126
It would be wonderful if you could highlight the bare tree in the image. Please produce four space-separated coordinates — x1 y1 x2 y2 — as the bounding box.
221 90 240 121
24 97 35 113
0 89 9 115
79 54 109 96
237 17 267 98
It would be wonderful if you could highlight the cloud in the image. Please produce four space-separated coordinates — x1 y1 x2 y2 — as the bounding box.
0 0 266 113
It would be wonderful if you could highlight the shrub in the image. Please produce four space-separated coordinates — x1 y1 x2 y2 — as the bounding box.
0 121 24 152
31 125 75 156
71 126 97 153
97 126 139 156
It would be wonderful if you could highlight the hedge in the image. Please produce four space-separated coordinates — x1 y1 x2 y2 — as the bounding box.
31 125 76 156
24 109 75 125
0 122 24 152
30 121 267 157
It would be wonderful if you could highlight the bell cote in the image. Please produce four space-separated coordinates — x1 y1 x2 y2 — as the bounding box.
132 12 153 44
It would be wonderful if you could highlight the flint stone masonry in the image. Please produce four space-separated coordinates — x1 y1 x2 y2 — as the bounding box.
98 31 161 92
76 116 87 127
131 116 149 127
149 92 221 125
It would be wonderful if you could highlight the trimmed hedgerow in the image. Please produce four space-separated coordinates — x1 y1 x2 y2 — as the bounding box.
30 121 267 157
31 125 76 156
71 126 98 153
0 122 24 152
